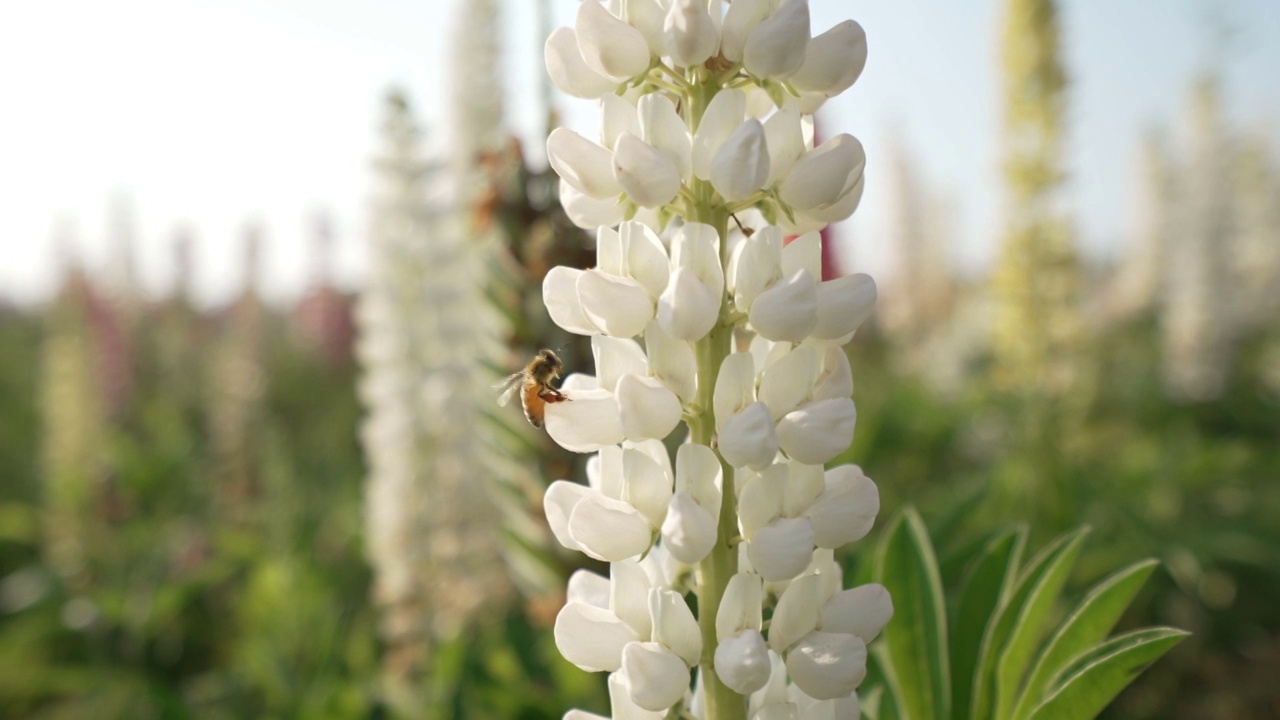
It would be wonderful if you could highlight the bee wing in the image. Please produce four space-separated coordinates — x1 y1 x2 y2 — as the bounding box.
494 373 523 407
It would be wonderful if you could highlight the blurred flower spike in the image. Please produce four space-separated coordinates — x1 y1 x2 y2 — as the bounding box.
539 1 888 718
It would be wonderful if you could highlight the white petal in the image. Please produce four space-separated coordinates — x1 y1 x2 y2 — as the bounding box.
593 335 649 392
595 444 626 498
622 642 691 711
693 89 747 180
549 127 623 199
658 266 719 341
675 443 723 517
544 480 592 552
796 693 861 720
614 133 682 208
623 0 668 55
564 710 611 720
715 629 773 695
712 119 771 202
749 650 790 716
811 346 852 401
822 584 893 643
579 269 654 338
546 26 619 99
546 387 626 453
754 704 799 720
612 559 655 638
781 231 821 281
786 632 867 700
778 134 864 213
567 568 611 609
806 465 878 549
803 172 864 223
608 671 667 720
749 517 816 583
737 462 786 539
576 0 652 80
621 220 671 298
768 572 825 652
732 225 783 313
719 401 779 470
622 442 675 527
717 572 764 639
638 93 693 182
776 397 855 465
597 224 626 276
713 352 758 434
569 493 655 562
790 20 867 97
544 266 600 335
664 0 718 67
720 0 772 62
649 588 702 666
813 273 876 341
645 320 697 402
618 374 683 441
561 179 627 229
749 269 819 342
661 491 717 564
603 93 642 152
783 461 826 517
672 222 725 299
757 343 820 421
743 0 810 79
555 602 640 672
764 104 804 185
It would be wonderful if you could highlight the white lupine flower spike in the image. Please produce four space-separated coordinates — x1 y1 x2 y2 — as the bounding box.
539 2 885 717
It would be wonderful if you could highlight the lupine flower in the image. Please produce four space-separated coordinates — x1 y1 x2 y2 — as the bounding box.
536 2 886 717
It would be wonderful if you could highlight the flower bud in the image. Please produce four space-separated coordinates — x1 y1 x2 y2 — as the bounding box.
549 128 623 200
785 631 867 700
790 20 867 97
821 583 893 643
568 492 654 561
776 397 856 465
576 0 652 81
614 134 682 208
665 0 719 68
554 602 640 672
743 0 811 79
621 642 691 711
749 517 816 582
712 119 771 202
545 26 619 99
716 629 773 694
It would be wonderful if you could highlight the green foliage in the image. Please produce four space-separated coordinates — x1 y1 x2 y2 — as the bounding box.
863 507 1186 720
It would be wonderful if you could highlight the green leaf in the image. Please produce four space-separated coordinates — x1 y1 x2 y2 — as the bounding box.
951 528 1025 720
1027 628 1189 720
1012 559 1159 720
872 507 950 720
970 527 1089 720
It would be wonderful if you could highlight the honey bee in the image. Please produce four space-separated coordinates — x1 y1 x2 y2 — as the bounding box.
496 349 570 428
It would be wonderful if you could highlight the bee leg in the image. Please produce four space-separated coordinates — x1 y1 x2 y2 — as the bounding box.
540 389 570 403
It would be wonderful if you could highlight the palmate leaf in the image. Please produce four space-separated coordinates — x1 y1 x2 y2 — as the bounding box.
1011 559 1160 720
1025 627 1189 720
951 528 1025 720
970 527 1089 720
871 507 950 720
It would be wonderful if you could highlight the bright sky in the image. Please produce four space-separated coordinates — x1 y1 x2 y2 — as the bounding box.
1 0 1277 306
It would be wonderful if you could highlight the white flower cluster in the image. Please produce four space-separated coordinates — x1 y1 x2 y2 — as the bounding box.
548 0 867 236
537 1 889 718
